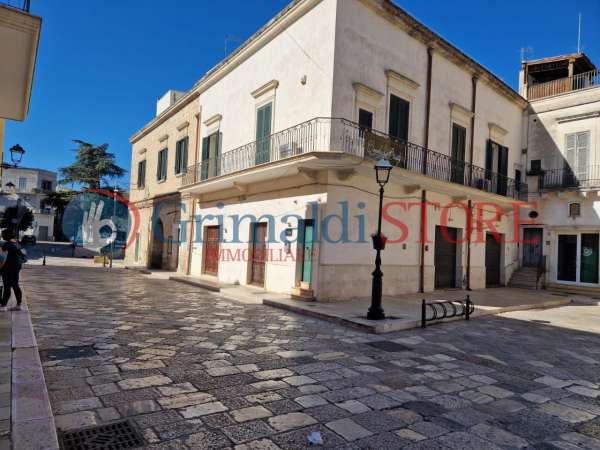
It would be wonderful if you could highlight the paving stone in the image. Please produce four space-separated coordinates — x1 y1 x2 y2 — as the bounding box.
567 386 600 398
116 400 160 416
281 376 316 386
157 392 215 409
442 408 493 426
91 383 119 396
271 424 346 449
336 399 371 414
184 429 232 449
302 404 351 422
253 369 294 380
223 420 276 444
154 420 206 440
96 407 120 421
117 375 172 390
245 392 282 404
294 394 327 408
180 401 228 418
326 418 372 441
557 432 600 450
54 397 103 414
522 392 551 404
232 406 272 423
458 390 494 404
157 382 197 396
396 428 427 441
409 421 449 438
501 410 573 442
439 431 503 450
539 401 596 424
268 412 317 432
535 376 573 389
354 431 410 449
470 423 529 449
133 410 182 428
234 438 282 450
352 410 408 433
54 411 98 431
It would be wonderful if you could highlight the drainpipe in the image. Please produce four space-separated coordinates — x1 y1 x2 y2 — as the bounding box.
466 199 472 290
419 189 427 293
465 77 477 290
423 47 434 174
186 113 202 275
468 76 478 185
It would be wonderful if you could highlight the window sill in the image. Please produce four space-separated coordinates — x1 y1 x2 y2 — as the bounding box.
157 178 167 184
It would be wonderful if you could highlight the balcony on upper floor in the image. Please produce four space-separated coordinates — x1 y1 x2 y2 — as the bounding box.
0 0 41 121
538 165 600 192
181 117 526 201
527 69 599 101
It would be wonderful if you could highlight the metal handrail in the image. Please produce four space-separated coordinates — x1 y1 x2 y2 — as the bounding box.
539 165 600 191
528 69 599 100
182 117 526 199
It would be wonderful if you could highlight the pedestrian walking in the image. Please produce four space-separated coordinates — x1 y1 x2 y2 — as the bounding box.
0 229 25 312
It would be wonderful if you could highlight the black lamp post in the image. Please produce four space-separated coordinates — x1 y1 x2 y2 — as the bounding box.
9 144 25 166
368 158 392 320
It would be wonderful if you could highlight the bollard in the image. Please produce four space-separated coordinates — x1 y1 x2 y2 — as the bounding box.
465 295 471 321
421 299 426 328
42 254 46 266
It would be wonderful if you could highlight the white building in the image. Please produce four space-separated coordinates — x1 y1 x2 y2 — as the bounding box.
518 53 600 292
127 0 531 301
2 166 57 240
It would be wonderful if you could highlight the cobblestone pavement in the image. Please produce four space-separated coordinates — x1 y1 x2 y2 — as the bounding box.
25 265 600 449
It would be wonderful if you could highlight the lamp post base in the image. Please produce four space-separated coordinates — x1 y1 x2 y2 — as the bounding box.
367 307 386 320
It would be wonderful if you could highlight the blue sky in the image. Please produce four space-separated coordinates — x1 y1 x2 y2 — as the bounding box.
5 0 599 190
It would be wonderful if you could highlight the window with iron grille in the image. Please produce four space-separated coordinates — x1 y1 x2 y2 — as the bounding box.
569 202 581 218
175 137 189 175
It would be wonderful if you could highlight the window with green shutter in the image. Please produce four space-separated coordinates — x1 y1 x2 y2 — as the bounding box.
157 148 168 181
137 160 146 188
201 132 221 180
256 102 272 165
388 94 409 141
175 137 189 175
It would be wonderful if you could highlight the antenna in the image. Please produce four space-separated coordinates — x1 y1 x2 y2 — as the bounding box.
577 13 582 53
520 46 533 62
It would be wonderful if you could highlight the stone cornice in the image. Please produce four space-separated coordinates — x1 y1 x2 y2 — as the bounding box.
251 80 279 98
450 102 474 119
353 82 384 100
363 0 527 109
385 69 420 90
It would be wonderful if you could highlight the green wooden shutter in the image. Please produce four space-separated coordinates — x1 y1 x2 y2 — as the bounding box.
201 136 210 180
256 103 272 165
485 140 494 180
497 145 509 195
182 137 188 172
389 95 409 141
174 141 181 174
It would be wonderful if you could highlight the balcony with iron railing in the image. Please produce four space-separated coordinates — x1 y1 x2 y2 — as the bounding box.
527 69 600 100
181 117 526 200
538 165 600 191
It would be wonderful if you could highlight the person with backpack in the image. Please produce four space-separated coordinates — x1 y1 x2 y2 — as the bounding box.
0 229 25 312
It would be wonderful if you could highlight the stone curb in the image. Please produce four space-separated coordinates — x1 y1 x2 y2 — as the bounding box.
10 304 59 450
263 297 572 334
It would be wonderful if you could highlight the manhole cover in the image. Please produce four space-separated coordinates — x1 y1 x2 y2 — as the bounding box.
367 341 410 352
40 345 97 362
59 420 145 450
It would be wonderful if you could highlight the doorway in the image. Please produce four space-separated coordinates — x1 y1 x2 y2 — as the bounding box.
523 228 543 267
557 233 599 284
38 226 49 241
434 226 458 289
485 233 501 286
249 223 267 286
203 226 220 276
150 219 164 269
300 220 314 284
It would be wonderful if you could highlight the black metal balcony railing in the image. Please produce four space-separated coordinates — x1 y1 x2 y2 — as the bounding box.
1 0 31 12
182 117 526 199
539 165 600 191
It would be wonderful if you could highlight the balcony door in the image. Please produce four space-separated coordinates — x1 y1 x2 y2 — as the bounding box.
255 102 272 165
557 233 599 285
485 140 509 195
201 132 221 180
451 123 466 184
565 131 590 185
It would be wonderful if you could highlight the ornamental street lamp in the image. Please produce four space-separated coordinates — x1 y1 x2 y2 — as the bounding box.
367 158 392 321
9 144 25 166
